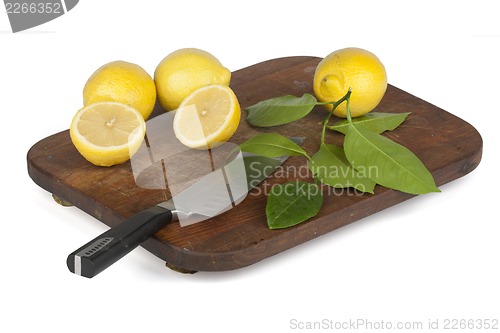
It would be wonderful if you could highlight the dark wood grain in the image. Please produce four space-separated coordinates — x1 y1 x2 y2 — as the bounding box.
27 56 483 272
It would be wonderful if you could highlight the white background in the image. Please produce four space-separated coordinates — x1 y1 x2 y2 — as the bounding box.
1 0 498 332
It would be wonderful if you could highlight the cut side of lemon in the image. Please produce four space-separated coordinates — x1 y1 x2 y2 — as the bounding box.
70 102 146 166
173 84 240 149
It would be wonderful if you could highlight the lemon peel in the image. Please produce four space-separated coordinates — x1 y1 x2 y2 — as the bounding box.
83 61 156 120
154 48 231 111
313 47 387 118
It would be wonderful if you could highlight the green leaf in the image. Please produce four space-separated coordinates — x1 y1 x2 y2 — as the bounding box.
328 112 411 135
266 181 323 229
239 133 309 158
310 143 376 193
344 123 440 195
246 93 318 127
242 155 283 189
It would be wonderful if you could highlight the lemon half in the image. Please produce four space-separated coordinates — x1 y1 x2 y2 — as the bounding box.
70 102 146 166
173 84 240 149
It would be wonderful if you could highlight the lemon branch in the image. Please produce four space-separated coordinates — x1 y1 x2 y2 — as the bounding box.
320 88 352 144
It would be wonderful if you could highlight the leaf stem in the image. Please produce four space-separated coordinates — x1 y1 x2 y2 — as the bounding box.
320 89 352 144
345 87 353 124
321 110 334 143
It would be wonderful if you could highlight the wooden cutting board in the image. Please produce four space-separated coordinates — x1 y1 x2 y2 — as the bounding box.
27 56 483 273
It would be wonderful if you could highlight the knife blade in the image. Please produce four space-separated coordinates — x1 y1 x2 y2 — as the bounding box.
67 137 305 278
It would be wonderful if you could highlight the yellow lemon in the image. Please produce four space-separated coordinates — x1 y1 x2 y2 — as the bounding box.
83 61 156 120
70 102 146 166
173 84 240 149
154 48 231 111
313 47 387 118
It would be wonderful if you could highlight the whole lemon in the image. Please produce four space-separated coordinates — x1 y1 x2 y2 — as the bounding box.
154 48 231 111
313 47 387 118
83 61 156 120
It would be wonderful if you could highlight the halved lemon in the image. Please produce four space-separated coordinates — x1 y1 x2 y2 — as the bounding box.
173 84 241 149
70 102 146 166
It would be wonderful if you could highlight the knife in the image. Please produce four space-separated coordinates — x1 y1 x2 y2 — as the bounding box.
67 138 305 278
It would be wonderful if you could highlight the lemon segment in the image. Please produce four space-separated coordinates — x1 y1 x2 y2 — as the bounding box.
173 85 240 149
83 61 156 120
313 47 387 118
154 48 231 111
70 102 146 166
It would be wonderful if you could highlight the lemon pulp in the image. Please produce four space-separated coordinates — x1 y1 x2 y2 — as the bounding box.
70 102 146 166
173 84 240 149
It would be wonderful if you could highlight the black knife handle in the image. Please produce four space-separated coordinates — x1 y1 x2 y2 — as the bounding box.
67 206 172 278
